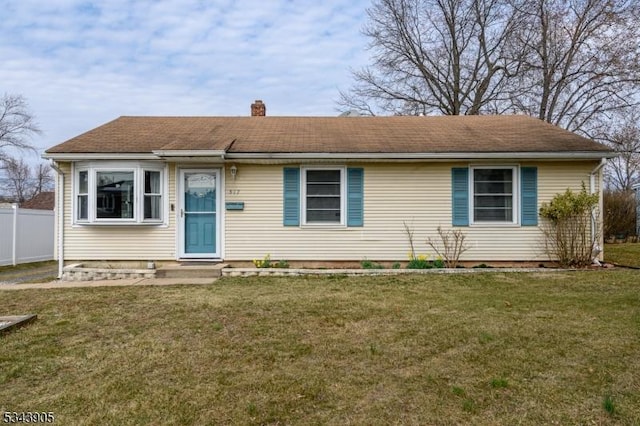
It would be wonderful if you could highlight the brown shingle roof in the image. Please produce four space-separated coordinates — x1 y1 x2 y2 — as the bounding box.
21 192 55 210
45 115 611 154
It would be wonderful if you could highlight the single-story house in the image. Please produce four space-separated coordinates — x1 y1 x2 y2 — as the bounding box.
43 101 614 271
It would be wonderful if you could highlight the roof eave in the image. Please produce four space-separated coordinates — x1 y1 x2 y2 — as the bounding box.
225 151 616 160
42 153 161 161
42 150 616 161
152 150 227 158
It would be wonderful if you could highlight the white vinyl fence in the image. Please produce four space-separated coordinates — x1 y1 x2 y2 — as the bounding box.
0 205 54 266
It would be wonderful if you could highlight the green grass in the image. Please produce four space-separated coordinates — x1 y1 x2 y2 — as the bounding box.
605 243 640 267
1 271 639 425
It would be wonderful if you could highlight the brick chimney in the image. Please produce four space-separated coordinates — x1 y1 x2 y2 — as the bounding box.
251 100 266 116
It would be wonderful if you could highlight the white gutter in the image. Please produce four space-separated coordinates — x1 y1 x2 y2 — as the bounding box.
590 157 608 264
152 150 227 157
42 150 616 162
42 153 160 161
590 157 607 195
49 160 65 279
225 151 616 160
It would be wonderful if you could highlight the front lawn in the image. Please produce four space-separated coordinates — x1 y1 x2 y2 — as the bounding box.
605 243 640 267
1 272 639 425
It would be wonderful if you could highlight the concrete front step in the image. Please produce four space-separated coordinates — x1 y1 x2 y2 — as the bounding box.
156 263 227 279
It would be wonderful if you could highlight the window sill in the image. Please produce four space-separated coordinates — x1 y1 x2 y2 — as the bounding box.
73 221 167 227
300 223 348 230
469 222 521 228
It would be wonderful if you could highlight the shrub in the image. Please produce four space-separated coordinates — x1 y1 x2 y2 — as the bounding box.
603 189 636 239
539 185 600 267
426 226 470 268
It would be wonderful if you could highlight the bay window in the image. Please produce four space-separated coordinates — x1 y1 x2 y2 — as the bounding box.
74 162 166 224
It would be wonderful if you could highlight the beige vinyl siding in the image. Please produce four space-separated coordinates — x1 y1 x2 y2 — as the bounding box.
59 162 177 260
224 161 601 261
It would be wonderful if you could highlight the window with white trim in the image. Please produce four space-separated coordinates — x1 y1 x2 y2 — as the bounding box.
74 162 166 224
302 167 345 225
471 166 517 223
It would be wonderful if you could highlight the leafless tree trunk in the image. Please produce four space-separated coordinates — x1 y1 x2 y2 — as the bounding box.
0 93 40 161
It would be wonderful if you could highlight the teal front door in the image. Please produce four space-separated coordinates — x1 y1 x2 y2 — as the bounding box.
180 170 219 258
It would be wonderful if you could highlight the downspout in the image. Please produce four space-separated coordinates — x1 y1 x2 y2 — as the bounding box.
49 160 64 279
590 158 607 264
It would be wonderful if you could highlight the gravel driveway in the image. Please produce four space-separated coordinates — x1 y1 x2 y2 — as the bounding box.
0 263 58 284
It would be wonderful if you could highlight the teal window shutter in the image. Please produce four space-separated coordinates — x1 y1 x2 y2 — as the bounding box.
283 168 300 226
347 168 364 227
521 167 538 226
452 168 469 226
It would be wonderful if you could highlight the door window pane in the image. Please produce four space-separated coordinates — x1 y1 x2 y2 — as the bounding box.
185 173 216 212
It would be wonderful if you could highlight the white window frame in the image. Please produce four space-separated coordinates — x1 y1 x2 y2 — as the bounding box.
73 161 168 225
469 165 519 225
301 166 346 226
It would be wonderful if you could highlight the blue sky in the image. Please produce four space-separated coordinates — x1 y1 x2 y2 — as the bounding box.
0 0 371 159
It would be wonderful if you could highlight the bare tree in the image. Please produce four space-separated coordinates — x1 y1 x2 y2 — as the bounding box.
0 157 53 203
603 112 640 190
0 93 40 161
339 0 640 135
510 0 640 134
339 0 523 116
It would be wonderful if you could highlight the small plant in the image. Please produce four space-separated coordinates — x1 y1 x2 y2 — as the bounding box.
407 254 432 269
361 259 384 269
369 342 380 355
451 386 465 396
478 332 494 344
432 257 445 269
462 398 476 412
392 262 401 269
252 254 272 268
247 403 258 416
426 226 470 268
253 254 289 268
603 394 616 415
490 378 508 388
473 263 491 268
274 259 289 269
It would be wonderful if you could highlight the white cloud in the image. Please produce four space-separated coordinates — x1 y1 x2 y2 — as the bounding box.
0 0 372 154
